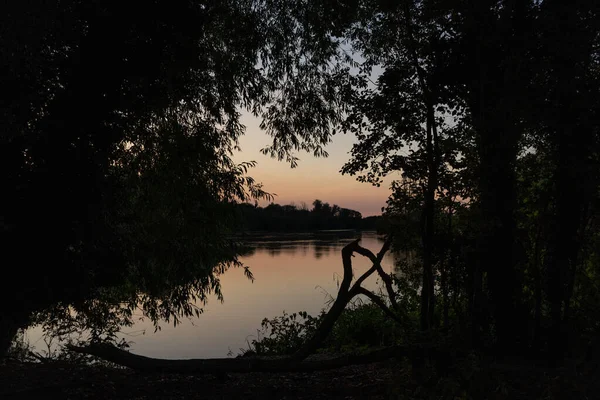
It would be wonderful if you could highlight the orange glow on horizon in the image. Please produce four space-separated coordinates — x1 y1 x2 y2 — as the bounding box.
233 114 396 216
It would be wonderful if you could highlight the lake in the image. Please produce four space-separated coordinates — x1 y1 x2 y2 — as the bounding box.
27 231 396 359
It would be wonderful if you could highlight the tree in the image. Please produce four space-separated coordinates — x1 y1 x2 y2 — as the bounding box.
236 200 367 231
340 0 467 332
335 0 599 357
4 0 600 368
0 0 353 356
312 199 324 214
530 0 600 360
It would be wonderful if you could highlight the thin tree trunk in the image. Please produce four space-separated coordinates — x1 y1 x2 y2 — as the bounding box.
466 0 526 353
539 0 595 364
532 229 543 353
293 238 395 361
421 105 436 332
440 260 448 332
400 0 437 333
450 237 460 324
528 191 550 353
563 202 588 323
442 202 453 331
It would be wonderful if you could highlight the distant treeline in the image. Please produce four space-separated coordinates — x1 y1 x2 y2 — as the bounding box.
236 199 382 232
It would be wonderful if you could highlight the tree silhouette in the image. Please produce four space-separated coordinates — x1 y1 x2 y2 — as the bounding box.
334 0 600 359
3 0 600 369
236 200 371 232
0 0 353 355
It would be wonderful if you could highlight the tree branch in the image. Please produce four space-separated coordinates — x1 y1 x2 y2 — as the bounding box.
350 237 396 312
290 238 363 361
67 342 412 373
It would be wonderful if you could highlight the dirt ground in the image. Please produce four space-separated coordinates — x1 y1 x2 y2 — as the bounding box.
0 360 399 400
1 358 598 399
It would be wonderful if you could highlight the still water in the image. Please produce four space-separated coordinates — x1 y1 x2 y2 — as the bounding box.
29 231 394 359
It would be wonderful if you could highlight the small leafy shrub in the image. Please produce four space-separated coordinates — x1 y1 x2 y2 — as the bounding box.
249 300 407 356
324 301 405 351
251 311 322 355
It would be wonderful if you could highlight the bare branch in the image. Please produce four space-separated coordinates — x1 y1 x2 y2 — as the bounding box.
350 237 393 294
290 239 362 361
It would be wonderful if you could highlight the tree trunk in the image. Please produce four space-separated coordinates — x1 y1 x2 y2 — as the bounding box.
465 0 527 353
546 127 584 362
292 238 396 361
420 105 437 332
539 0 596 364
400 0 438 333
564 203 589 323
480 127 519 353
532 231 543 353
442 202 453 331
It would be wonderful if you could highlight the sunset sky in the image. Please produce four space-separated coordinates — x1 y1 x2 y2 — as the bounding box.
233 113 398 217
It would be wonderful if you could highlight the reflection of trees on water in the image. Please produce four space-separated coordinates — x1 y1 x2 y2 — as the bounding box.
238 246 257 257
245 240 349 259
300 240 309 257
314 240 353 259
313 242 334 259
241 233 398 264
239 235 414 292
267 248 280 257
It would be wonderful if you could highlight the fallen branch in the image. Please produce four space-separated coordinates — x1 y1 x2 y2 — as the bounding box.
67 343 411 373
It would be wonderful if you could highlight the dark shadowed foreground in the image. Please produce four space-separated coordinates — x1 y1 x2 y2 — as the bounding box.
2 358 599 400
1 361 397 400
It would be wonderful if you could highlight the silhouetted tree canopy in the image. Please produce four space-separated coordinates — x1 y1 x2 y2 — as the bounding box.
3 0 600 368
335 0 600 359
0 0 354 353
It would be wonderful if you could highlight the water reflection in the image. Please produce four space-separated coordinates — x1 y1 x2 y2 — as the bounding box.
28 231 396 360
245 238 354 260
127 231 396 359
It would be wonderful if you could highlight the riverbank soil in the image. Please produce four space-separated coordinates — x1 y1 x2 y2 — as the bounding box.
1 358 599 399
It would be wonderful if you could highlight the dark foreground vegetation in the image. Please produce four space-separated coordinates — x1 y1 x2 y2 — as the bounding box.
2 0 600 398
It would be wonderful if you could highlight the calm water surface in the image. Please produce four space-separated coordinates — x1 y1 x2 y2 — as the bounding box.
29 232 395 359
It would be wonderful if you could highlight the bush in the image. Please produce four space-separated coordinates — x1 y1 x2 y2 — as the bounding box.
248 300 407 356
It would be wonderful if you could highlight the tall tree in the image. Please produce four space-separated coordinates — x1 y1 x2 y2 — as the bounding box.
454 0 539 351
0 0 353 355
340 0 466 331
533 0 600 360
